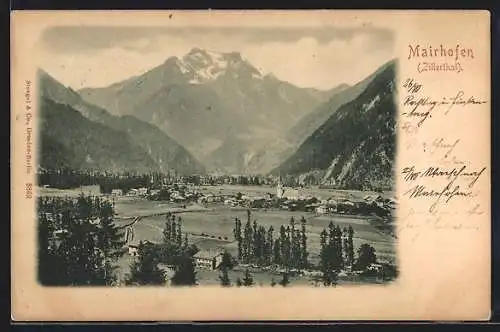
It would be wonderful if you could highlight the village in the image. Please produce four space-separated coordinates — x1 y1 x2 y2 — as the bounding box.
39 172 397 286
107 176 397 221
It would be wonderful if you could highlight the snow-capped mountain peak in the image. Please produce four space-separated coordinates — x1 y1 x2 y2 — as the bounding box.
175 48 263 84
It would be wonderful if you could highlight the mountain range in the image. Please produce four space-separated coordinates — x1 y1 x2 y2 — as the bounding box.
38 69 206 175
38 47 397 190
246 60 395 175
273 60 397 190
79 48 338 173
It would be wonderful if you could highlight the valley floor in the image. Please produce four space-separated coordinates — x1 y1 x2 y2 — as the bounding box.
38 184 397 286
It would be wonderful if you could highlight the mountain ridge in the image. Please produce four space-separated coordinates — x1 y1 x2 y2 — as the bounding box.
38 97 160 173
245 60 394 175
273 59 397 190
78 48 337 173
38 69 206 175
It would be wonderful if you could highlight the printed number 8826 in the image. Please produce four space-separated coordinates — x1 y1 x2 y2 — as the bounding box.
25 182 33 199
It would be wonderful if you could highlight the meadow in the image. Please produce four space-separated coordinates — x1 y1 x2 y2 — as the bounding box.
38 185 397 285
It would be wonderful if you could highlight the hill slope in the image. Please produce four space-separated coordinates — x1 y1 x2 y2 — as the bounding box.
246 62 394 175
39 70 205 175
273 60 397 191
79 48 334 172
39 97 160 173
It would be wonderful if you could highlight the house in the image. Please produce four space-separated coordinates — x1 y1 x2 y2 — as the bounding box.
173 195 186 202
111 189 123 196
282 188 300 200
276 180 285 198
305 203 320 212
342 199 355 206
367 263 384 273
79 185 101 196
327 199 338 206
127 188 139 196
128 240 157 257
224 199 238 206
315 205 329 214
193 250 224 270
128 244 139 257
158 263 176 284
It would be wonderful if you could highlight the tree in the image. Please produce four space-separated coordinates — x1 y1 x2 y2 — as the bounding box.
171 255 197 286
94 197 126 284
233 218 242 260
354 244 377 271
292 229 301 269
319 228 337 286
273 238 281 265
333 225 344 271
176 217 183 247
279 272 290 287
319 229 329 272
322 270 338 287
242 269 254 287
243 217 252 263
183 233 189 252
255 225 266 265
126 241 165 286
266 226 274 265
38 205 67 285
219 251 235 271
300 217 308 269
37 195 125 286
345 226 355 268
280 225 291 269
164 216 172 242
252 220 258 262
171 220 177 244
219 267 231 287
380 263 398 281
348 226 355 264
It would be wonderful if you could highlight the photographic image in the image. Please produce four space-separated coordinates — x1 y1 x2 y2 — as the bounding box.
36 25 398 288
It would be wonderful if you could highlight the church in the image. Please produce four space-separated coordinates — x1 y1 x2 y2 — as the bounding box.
276 179 301 200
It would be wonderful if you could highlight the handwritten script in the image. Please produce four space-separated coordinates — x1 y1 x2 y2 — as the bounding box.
399 77 488 235
401 78 487 129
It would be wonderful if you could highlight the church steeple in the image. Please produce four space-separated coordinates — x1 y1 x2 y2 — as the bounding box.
276 174 284 198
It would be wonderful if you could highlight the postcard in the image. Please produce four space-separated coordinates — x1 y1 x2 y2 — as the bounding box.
11 10 491 321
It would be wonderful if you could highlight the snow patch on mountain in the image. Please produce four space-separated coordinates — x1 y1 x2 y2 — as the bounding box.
362 94 380 113
176 48 263 84
252 72 264 80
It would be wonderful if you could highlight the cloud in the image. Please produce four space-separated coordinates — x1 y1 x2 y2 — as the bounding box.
39 27 395 90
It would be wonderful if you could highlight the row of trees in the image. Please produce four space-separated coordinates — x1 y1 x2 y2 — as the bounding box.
219 268 291 287
126 213 199 286
38 196 394 287
233 211 308 270
38 195 125 285
38 195 199 287
38 168 155 191
319 222 379 286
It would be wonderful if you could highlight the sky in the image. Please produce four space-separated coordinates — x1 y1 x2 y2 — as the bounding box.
39 26 395 91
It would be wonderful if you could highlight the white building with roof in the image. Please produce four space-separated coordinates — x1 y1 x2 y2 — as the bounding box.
193 250 224 270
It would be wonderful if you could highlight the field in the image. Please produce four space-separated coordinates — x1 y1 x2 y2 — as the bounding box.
126 206 396 262
198 184 394 201
38 185 397 286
